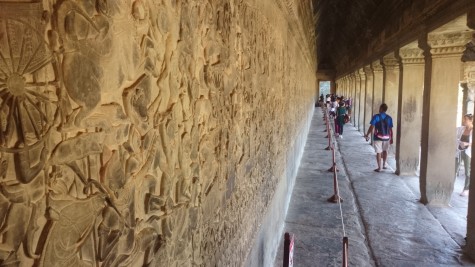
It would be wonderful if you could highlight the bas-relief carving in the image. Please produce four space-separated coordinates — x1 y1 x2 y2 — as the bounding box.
400 158 419 174
0 0 316 266
426 181 454 205
403 96 417 123
464 62 475 104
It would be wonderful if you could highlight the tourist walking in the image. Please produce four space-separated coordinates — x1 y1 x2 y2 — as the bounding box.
455 113 473 196
336 100 347 138
364 103 393 172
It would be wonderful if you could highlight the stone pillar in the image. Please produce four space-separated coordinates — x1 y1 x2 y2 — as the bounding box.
364 65 374 134
336 78 341 96
336 79 340 95
344 76 349 97
419 31 473 205
341 78 345 96
461 83 469 119
458 82 474 127
396 42 424 176
463 61 475 114
354 71 361 129
350 73 357 123
464 37 475 259
358 68 366 133
347 74 354 97
345 76 348 96
372 60 384 115
382 52 401 146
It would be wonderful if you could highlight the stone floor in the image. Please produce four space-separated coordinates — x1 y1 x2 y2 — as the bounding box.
274 107 474 267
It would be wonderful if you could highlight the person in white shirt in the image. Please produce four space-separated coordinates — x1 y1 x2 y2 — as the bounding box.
455 113 473 196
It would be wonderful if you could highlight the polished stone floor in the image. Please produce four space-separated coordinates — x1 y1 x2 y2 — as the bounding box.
274 107 474 266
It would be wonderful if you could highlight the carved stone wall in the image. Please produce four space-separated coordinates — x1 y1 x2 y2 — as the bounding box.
0 0 316 266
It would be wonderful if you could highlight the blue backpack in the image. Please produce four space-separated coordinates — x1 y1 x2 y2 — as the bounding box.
375 114 390 141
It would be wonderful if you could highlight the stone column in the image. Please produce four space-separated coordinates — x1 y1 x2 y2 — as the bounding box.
396 42 424 176
364 65 374 134
419 31 473 205
346 76 350 96
349 75 353 98
382 52 401 146
461 83 469 117
464 37 475 258
458 82 474 126
358 68 366 133
466 69 475 113
464 0 475 253
336 79 340 95
372 60 384 115
350 73 357 123
342 78 346 96
354 71 361 129
344 76 349 97
336 80 340 95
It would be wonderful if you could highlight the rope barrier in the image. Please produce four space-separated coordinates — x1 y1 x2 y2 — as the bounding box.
324 109 332 150
324 110 329 136
323 105 349 266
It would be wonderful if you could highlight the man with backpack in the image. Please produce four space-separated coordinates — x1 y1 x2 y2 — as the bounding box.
364 103 394 172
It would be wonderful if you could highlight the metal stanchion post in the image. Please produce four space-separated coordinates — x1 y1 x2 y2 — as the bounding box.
323 110 328 132
283 233 294 267
324 122 329 137
327 146 339 172
325 117 332 150
327 168 343 203
342 237 349 267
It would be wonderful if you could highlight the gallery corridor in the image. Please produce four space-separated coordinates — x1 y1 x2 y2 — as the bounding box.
275 107 473 266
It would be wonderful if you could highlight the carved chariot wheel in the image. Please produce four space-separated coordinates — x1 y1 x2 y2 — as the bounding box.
0 18 58 153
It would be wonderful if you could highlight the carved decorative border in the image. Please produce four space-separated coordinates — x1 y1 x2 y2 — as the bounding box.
428 31 473 56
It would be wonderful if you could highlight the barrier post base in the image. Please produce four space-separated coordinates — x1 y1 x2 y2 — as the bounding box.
327 166 339 172
327 194 343 203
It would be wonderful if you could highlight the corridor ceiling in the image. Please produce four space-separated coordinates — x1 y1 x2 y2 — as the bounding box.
313 0 475 77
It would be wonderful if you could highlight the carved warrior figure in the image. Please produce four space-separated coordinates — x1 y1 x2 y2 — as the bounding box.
56 0 156 129
35 1 161 265
0 2 60 265
0 0 211 265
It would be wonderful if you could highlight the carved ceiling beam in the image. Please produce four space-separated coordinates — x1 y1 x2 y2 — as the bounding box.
336 0 475 78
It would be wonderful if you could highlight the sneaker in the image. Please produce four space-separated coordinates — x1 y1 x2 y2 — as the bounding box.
340 135 343 139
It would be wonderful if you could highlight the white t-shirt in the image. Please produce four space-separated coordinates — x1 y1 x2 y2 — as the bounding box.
456 126 472 158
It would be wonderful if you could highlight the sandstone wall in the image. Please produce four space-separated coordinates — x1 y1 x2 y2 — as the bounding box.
0 0 316 266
